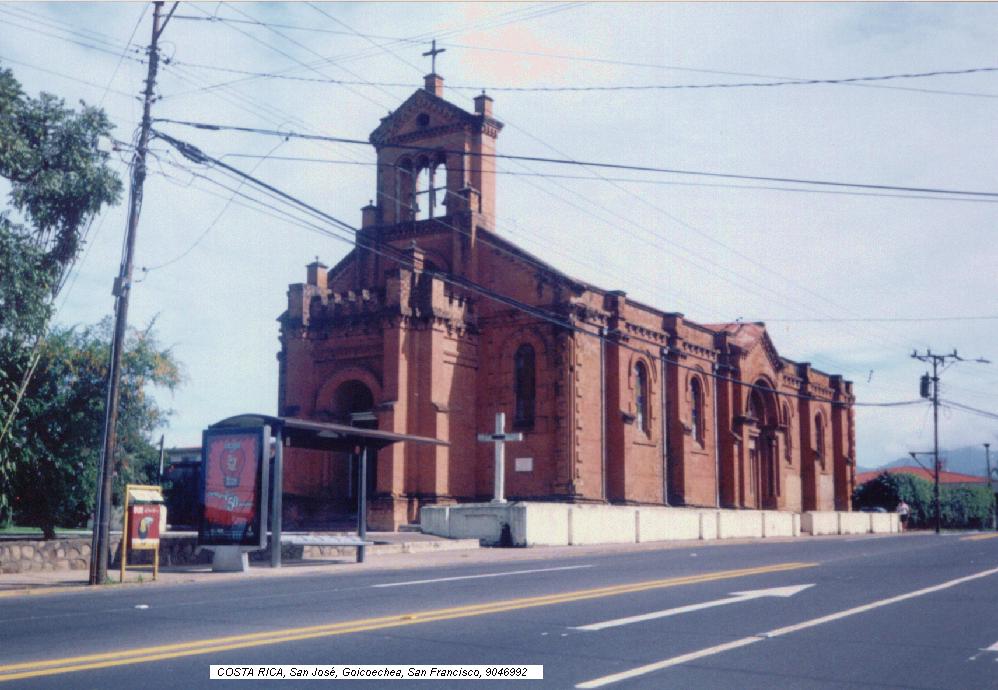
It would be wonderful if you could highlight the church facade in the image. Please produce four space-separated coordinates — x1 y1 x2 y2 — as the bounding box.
277 73 857 530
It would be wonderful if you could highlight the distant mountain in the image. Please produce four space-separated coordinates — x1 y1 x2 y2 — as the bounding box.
858 445 994 478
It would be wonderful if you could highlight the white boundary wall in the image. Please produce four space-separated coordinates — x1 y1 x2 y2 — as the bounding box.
420 503 899 546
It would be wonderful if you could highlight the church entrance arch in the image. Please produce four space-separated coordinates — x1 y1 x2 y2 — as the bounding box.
746 383 779 509
332 380 376 427
330 380 378 511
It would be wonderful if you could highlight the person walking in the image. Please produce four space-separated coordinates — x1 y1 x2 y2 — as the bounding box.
896 500 910 532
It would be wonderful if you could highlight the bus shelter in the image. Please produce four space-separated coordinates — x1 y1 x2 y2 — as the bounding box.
205 414 446 567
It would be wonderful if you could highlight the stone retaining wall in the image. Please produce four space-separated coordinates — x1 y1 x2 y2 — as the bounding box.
0 533 479 573
0 539 92 574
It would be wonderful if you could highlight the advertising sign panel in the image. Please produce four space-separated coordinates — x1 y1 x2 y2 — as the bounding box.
128 503 161 550
199 426 269 548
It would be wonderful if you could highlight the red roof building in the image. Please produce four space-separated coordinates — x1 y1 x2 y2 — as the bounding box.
855 466 987 486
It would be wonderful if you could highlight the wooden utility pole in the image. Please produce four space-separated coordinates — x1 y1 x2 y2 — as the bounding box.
911 349 989 536
89 1 175 586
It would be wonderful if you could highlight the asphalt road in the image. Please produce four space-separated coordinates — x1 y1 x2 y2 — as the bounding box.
2 533 997 689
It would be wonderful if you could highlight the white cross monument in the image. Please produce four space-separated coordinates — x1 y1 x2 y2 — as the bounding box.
477 412 523 504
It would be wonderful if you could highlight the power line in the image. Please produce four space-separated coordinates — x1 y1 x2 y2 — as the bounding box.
98 4 149 107
157 60 998 95
152 128 917 410
0 15 143 61
0 53 136 100
438 41 998 100
151 118 998 200
752 315 998 324
161 3 582 98
215 5 985 392
214 152 998 204
171 4 996 387
941 400 998 422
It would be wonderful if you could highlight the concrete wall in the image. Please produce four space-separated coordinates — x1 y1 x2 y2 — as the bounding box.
837 512 870 535
637 507 701 542
421 503 901 546
870 512 899 533
569 505 636 546
801 511 840 535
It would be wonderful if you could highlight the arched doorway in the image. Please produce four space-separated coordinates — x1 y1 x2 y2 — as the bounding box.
332 380 376 428
330 380 378 515
745 385 779 509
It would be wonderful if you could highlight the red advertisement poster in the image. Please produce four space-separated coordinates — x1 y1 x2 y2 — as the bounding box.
200 428 266 546
128 504 161 550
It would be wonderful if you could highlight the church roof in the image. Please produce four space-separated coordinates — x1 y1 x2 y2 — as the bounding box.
369 84 503 146
703 322 788 374
705 322 767 349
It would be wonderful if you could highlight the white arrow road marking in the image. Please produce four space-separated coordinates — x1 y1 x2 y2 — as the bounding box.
968 639 998 661
573 584 814 631
577 565 998 688
371 564 593 588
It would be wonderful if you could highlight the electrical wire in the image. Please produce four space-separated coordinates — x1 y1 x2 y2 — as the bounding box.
157 59 998 96
940 400 998 422
150 119 998 200
151 127 927 409
212 153 998 205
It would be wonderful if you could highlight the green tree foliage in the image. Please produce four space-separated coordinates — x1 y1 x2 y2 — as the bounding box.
0 64 122 520
8 319 181 538
853 472 934 527
853 471 996 529
940 486 995 529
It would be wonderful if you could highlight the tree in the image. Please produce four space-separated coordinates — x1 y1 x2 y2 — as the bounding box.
8 319 181 538
0 64 122 521
853 471 996 529
853 472 934 527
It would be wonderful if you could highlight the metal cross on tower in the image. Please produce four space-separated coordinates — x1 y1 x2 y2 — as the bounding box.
422 39 446 74
477 412 522 504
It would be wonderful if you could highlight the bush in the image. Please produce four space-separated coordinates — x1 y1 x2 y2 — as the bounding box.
853 472 934 527
940 486 994 529
853 471 996 529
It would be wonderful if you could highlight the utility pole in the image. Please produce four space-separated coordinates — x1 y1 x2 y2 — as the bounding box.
911 349 989 535
89 1 175 586
986 443 994 530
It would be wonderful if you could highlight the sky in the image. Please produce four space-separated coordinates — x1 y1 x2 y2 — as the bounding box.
1 2 997 469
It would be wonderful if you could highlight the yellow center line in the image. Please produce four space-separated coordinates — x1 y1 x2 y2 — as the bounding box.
961 533 998 541
0 561 817 682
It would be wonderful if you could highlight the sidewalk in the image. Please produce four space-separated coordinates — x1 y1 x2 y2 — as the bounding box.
0 531 479 596
0 530 915 598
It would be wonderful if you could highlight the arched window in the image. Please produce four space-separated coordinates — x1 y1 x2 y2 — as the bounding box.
690 377 704 445
635 361 649 435
514 344 535 429
429 161 447 218
814 412 825 467
748 390 765 424
414 166 429 220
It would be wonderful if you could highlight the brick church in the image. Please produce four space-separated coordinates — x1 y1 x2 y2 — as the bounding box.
277 71 857 530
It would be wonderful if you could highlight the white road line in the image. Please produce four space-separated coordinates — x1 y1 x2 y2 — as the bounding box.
576 565 998 688
371 564 594 588
573 585 813 631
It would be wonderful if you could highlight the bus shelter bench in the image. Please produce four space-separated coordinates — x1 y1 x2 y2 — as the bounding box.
279 534 373 562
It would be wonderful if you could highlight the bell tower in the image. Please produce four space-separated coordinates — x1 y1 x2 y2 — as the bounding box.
365 71 503 231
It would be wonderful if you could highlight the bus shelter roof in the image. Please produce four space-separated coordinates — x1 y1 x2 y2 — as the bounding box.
209 414 447 452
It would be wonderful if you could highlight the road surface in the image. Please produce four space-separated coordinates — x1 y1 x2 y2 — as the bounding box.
2 532 997 688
